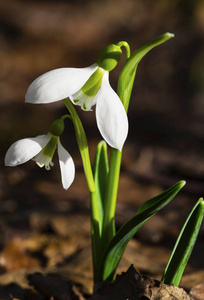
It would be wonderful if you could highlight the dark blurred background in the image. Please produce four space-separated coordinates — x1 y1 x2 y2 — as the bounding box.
0 0 204 289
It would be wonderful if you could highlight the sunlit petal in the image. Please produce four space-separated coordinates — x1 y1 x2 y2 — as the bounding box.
25 64 98 104
5 134 51 166
95 72 128 151
57 140 75 189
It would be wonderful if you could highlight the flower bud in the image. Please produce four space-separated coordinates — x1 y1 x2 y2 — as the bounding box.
97 44 122 71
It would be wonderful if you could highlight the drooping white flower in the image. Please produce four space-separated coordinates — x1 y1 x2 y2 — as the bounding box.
25 44 128 151
4 133 75 190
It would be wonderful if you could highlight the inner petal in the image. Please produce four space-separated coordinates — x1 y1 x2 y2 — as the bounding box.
33 150 54 170
33 135 58 170
81 68 104 96
70 67 105 111
71 89 95 111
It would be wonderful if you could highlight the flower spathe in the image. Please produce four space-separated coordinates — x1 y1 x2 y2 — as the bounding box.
25 61 128 151
4 133 75 190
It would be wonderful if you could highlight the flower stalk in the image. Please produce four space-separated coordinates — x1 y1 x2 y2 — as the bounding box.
63 98 102 279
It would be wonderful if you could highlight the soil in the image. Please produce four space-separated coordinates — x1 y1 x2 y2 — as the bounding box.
1 0 204 299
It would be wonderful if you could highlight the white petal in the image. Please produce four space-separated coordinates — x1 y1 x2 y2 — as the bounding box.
25 64 98 104
5 134 51 166
57 140 75 189
95 72 128 151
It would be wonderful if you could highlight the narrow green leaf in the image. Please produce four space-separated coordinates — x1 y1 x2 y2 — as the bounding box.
97 180 185 283
161 197 204 286
93 141 109 234
117 32 174 112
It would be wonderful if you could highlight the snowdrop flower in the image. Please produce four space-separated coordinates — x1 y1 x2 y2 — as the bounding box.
5 119 75 190
25 43 128 151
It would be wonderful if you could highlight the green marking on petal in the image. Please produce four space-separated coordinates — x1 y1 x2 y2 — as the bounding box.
45 161 54 170
83 102 87 110
73 99 80 103
33 152 54 170
81 68 104 97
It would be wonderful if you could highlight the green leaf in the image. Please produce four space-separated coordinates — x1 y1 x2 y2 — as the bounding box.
96 180 185 283
93 141 109 235
117 32 174 113
161 197 204 286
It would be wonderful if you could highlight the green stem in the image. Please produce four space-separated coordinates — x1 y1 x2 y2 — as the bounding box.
102 149 122 243
63 98 101 282
63 99 95 192
102 44 131 246
60 114 72 121
117 41 131 61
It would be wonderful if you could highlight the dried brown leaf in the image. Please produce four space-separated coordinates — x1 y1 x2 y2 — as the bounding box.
190 282 204 300
89 265 193 300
